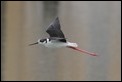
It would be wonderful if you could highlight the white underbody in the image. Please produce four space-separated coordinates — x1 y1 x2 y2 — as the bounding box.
42 41 78 48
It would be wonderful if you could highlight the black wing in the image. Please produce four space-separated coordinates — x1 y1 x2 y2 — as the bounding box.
46 17 65 38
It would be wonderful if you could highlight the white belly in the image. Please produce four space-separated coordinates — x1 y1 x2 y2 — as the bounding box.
44 42 67 48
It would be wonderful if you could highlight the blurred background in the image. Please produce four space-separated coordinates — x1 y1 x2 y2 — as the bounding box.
1 1 121 81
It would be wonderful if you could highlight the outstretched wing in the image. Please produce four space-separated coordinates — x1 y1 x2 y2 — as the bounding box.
46 17 65 38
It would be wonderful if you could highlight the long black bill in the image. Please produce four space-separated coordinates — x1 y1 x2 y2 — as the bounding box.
29 42 38 46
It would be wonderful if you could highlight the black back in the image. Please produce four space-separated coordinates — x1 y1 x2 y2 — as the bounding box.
46 17 66 39
49 37 66 42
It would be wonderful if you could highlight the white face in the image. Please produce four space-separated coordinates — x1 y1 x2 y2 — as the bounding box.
37 39 47 44
29 38 47 46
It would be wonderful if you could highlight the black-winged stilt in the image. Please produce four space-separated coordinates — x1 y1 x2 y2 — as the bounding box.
29 17 97 56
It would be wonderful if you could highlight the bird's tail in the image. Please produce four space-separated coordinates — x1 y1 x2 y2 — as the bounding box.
67 42 78 47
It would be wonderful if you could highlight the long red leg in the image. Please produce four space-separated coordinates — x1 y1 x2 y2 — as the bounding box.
67 46 97 56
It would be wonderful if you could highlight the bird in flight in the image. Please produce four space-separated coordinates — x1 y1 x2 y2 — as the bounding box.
29 17 97 56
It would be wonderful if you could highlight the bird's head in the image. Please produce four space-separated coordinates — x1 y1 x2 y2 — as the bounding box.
29 38 47 46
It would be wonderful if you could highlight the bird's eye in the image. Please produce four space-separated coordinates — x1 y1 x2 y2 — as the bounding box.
40 40 42 42
40 39 46 42
40 39 43 42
